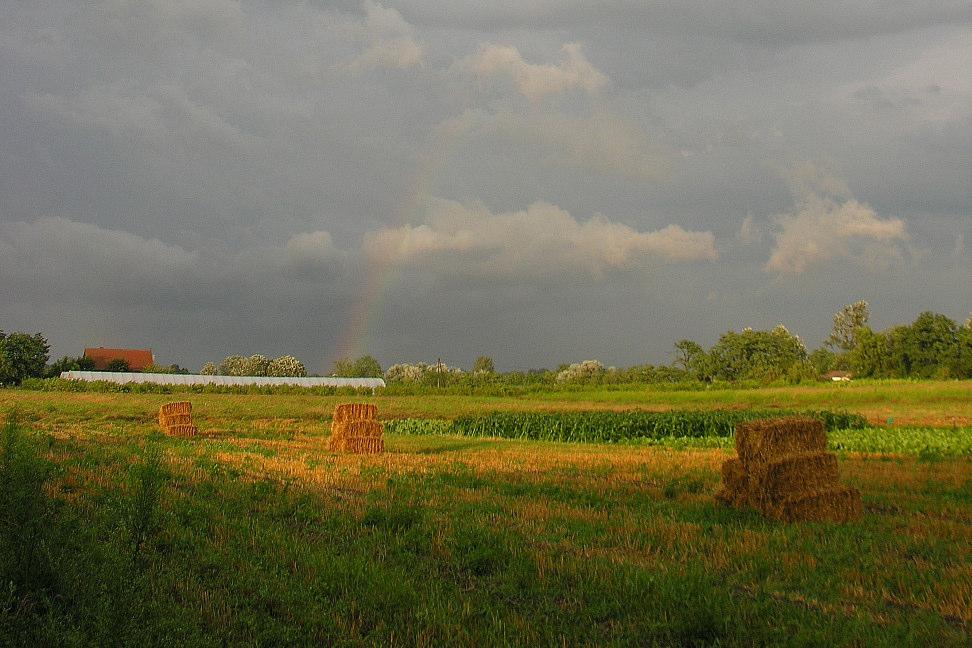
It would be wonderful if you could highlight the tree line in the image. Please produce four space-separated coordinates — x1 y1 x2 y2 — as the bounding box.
2 303 969 386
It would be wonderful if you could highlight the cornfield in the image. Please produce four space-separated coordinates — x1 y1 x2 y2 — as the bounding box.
384 409 865 443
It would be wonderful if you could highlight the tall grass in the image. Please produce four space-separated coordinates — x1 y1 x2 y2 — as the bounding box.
0 411 171 645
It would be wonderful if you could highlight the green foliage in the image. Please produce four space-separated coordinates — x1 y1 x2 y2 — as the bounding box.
808 348 837 375
850 312 967 379
828 300 870 351
673 339 710 381
828 427 972 457
706 325 807 382
199 361 218 375
472 355 495 374
387 410 865 443
0 411 54 592
333 355 383 378
126 445 165 567
104 358 131 372
44 355 96 378
0 331 50 385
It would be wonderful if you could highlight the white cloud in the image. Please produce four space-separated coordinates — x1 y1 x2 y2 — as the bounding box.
765 167 907 274
463 42 607 103
363 198 717 281
347 1 424 71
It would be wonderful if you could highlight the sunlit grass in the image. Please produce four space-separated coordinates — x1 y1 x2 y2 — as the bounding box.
1 387 970 644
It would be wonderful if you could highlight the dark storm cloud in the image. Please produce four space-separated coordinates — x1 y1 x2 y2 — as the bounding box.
0 1 968 372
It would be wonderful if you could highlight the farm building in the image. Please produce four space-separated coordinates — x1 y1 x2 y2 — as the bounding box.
60 371 385 389
84 347 155 371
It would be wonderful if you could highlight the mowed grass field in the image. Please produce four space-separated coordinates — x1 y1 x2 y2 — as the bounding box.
1 381 970 646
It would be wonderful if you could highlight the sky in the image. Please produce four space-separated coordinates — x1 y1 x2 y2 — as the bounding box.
1 1 969 373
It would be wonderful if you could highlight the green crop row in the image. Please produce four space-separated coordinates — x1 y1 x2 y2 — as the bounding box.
384 409 866 443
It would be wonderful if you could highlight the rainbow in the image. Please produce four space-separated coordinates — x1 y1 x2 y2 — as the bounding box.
332 116 469 364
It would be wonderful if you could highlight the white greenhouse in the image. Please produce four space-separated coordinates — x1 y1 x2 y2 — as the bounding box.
60 371 385 389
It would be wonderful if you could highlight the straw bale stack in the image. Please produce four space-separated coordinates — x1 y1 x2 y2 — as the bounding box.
735 417 826 466
333 403 378 423
714 458 748 507
716 417 860 523
328 403 384 454
158 402 198 437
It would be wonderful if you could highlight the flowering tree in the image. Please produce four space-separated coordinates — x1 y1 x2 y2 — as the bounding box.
555 360 606 383
199 362 218 375
219 355 247 376
242 354 270 376
267 355 306 377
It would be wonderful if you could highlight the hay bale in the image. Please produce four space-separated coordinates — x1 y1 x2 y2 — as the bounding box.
766 486 862 523
333 403 377 423
715 457 749 507
344 420 383 438
160 401 192 416
329 405 384 453
735 417 826 467
165 424 198 438
750 451 839 511
329 420 351 438
159 413 193 428
328 420 384 452
338 437 384 454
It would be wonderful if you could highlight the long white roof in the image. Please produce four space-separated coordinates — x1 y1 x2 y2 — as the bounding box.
60 371 385 388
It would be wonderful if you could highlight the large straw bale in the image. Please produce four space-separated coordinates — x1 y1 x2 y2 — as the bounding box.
160 401 192 416
344 420 383 438
714 458 749 507
750 451 839 510
333 403 377 423
159 413 193 428
338 437 385 454
329 404 384 453
165 424 198 438
329 421 351 438
735 417 826 467
766 486 862 523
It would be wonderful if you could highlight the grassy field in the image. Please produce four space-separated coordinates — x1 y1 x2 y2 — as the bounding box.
1 384 970 646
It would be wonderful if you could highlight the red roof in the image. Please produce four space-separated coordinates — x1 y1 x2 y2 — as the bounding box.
84 347 154 371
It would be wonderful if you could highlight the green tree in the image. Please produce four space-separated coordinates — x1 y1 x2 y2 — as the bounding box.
848 326 891 377
472 356 496 374
104 358 131 372
0 331 50 384
953 325 972 378
893 311 958 378
672 339 710 381
827 301 870 351
707 325 807 382
332 355 383 378
808 348 837 375
44 355 95 378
